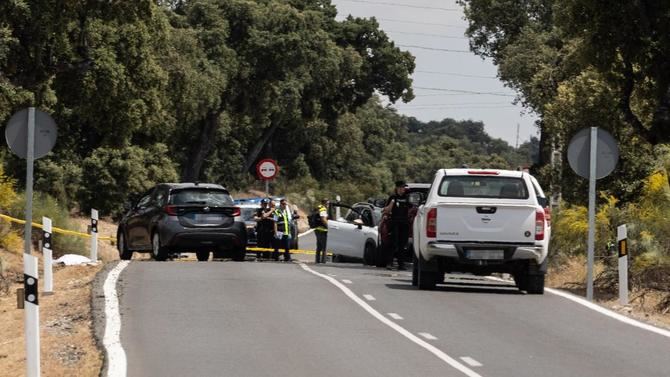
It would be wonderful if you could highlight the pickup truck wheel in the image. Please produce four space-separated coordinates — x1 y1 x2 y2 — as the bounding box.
411 254 418 286
363 242 376 265
418 254 438 290
196 251 210 262
525 274 545 294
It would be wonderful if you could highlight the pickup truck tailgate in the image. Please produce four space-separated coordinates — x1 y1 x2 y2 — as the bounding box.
436 203 537 243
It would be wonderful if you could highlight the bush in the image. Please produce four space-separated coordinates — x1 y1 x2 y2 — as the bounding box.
79 144 179 217
9 192 86 258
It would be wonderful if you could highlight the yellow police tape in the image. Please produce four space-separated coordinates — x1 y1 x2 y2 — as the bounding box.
246 246 331 256
0 213 115 241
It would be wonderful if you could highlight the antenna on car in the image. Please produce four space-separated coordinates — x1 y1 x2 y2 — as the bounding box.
194 181 200 186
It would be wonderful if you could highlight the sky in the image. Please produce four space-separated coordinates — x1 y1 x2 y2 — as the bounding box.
330 0 539 147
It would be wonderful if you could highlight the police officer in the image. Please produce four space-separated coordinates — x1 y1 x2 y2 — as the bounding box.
254 199 275 260
383 181 410 270
273 198 293 262
315 198 329 264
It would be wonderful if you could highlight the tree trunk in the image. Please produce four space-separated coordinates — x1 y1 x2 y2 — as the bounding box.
242 121 281 173
181 112 219 182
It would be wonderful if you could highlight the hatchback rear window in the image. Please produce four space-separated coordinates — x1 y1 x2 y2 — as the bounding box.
169 189 234 206
438 176 529 199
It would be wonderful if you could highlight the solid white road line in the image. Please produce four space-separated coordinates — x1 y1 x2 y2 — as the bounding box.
299 263 482 377
460 357 483 367
419 332 438 340
103 261 130 377
546 288 670 339
342 279 353 284
388 313 404 320
363 294 376 301
485 276 670 339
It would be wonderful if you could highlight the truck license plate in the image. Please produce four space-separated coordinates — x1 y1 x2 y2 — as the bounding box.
465 249 504 260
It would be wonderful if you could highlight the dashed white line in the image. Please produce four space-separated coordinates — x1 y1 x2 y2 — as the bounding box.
103 261 130 377
388 313 404 320
363 294 376 301
299 263 481 377
342 279 353 284
460 357 483 367
419 332 438 340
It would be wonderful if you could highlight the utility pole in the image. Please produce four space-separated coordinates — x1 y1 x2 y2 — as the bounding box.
515 123 520 149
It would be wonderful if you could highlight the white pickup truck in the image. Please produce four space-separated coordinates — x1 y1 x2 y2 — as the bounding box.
412 169 551 293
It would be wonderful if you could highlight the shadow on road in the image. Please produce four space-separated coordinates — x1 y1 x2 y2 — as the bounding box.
385 281 523 295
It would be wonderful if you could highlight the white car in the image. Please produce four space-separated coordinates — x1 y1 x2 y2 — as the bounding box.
328 202 382 265
412 169 551 293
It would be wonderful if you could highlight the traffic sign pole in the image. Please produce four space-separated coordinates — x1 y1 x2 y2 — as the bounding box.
586 127 597 301
24 107 41 377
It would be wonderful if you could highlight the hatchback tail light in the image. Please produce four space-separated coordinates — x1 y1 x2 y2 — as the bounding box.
231 207 241 217
535 209 545 241
164 205 178 216
426 208 437 238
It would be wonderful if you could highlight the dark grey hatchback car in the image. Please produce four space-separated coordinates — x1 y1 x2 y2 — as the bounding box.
117 183 247 261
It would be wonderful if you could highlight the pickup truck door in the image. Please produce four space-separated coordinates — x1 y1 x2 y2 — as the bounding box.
328 204 368 258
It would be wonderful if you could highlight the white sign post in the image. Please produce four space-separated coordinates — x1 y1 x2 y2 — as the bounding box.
617 224 629 306
91 209 99 262
24 254 40 377
43 217 53 294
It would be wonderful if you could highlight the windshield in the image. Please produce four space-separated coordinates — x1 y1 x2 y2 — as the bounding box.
438 176 529 199
169 189 234 206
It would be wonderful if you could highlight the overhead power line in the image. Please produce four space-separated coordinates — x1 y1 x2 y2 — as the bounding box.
379 18 467 29
340 0 460 12
399 44 471 53
413 86 516 97
400 101 513 107
414 70 498 79
385 30 468 40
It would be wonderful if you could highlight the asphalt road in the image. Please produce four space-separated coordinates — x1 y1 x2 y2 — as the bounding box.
113 239 670 377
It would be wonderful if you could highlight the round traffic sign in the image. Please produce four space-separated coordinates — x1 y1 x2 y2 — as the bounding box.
567 127 619 179
5 108 57 159
256 159 278 180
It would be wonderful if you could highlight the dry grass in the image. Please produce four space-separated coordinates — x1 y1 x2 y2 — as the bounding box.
0 217 120 376
547 255 670 329
0 252 103 377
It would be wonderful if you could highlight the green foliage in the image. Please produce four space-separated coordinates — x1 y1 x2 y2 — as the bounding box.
8 193 85 258
79 144 179 216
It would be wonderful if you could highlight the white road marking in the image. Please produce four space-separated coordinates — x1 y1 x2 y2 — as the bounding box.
299 263 482 377
103 261 130 377
546 288 670 339
460 357 483 367
485 276 670 339
342 279 353 284
363 294 376 301
388 313 404 320
298 229 314 238
419 332 438 340
328 274 337 277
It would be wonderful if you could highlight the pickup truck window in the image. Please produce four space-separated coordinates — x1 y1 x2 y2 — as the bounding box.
438 176 529 199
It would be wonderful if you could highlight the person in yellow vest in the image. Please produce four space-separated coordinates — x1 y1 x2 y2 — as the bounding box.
315 198 329 264
273 198 293 262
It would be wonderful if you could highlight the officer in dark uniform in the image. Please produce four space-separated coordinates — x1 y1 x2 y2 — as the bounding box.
254 199 275 260
383 180 410 270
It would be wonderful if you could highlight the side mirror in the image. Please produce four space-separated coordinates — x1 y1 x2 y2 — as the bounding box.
123 202 132 211
353 218 364 229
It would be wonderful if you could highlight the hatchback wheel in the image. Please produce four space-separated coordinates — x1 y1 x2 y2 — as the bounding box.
118 232 133 260
152 233 168 261
196 250 210 262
